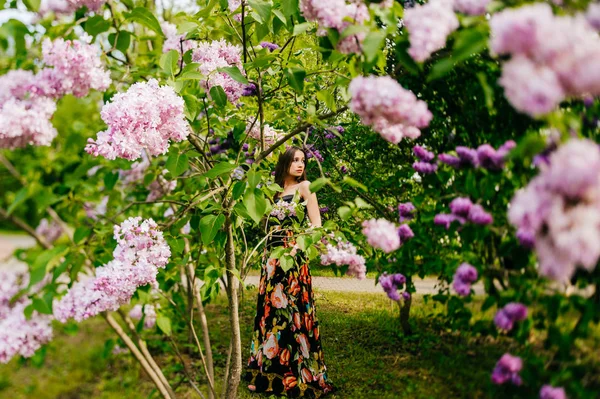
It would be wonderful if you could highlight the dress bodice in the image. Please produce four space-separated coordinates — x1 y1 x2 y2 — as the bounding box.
267 194 307 248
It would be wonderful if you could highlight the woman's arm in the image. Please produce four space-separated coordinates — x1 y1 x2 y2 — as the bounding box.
298 180 322 228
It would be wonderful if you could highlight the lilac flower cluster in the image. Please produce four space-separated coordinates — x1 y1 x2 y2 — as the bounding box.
192 40 246 104
362 219 414 253
509 138 600 282
378 273 410 301
246 122 282 146
320 239 366 279
83 195 109 220
35 218 63 244
491 353 522 385
412 145 438 174
299 0 373 54
439 140 516 170
490 4 600 117
161 21 198 56
540 385 567 399
587 3 600 31
398 202 416 223
232 167 245 180
452 263 478 296
260 42 280 52
270 200 297 221
129 304 157 329
32 34 111 99
0 270 53 364
53 217 171 322
435 197 493 230
208 130 235 156
403 0 459 62
85 79 190 161
494 303 528 332
453 0 490 16
38 0 107 16
0 95 57 149
304 144 324 163
242 83 258 96
349 76 432 144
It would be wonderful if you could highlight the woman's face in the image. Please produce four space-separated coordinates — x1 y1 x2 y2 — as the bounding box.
288 150 305 179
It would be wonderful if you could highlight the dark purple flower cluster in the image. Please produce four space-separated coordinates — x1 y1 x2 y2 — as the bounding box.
398 202 416 223
439 140 516 170
242 83 257 96
434 197 493 229
207 130 234 156
452 263 478 296
491 353 522 385
304 144 324 163
320 206 329 214
412 145 438 174
397 224 414 243
260 41 280 52
494 302 528 331
378 272 410 301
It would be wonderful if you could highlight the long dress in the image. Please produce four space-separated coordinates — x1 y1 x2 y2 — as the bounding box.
244 193 335 398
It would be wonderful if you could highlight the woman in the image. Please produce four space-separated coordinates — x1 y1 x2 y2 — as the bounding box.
244 146 336 398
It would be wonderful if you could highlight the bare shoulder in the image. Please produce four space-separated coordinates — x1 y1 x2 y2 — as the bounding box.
298 180 313 197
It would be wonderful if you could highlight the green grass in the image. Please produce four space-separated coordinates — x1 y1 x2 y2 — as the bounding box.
0 290 510 399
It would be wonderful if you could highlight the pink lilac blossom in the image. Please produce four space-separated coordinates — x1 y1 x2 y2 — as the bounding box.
0 70 35 104
161 21 198 55
129 304 157 329
270 200 298 220
509 139 600 281
362 218 401 253
494 302 528 331
38 0 107 15
0 270 53 364
452 263 478 296
35 218 63 244
0 97 58 149
349 76 432 144
436 198 492 229
586 3 600 31
490 4 600 116
192 40 246 103
32 35 111 99
84 195 109 220
540 385 567 399
491 353 523 385
246 122 282 146
85 79 190 161
320 239 366 279
53 217 171 322
453 0 490 16
403 0 459 62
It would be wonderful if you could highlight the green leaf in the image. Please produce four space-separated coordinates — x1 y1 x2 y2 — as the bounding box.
84 15 111 37
476 72 495 113
22 0 40 11
394 39 420 75
280 254 294 272
166 151 189 177
273 10 287 25
203 162 237 179
73 227 92 244
243 188 267 224
270 247 285 259
248 0 272 24
160 49 179 78
362 31 386 63
108 31 131 53
209 85 228 107
309 178 328 193
199 214 226 245
157 314 172 336
316 90 336 112
338 206 352 221
232 181 247 200
293 22 311 36
32 297 52 315
7 187 29 215
123 7 164 36
104 171 119 190
282 0 298 17
296 235 311 251
342 176 367 192
427 58 455 82
247 170 261 188
217 66 249 84
285 67 306 94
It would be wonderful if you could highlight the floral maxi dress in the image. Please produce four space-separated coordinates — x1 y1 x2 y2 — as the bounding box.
244 194 335 397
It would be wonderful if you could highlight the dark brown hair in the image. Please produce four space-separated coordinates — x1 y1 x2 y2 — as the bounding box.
273 146 307 199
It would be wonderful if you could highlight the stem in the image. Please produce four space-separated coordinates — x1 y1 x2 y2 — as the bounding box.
0 207 51 249
223 215 242 399
103 313 173 399
398 298 413 335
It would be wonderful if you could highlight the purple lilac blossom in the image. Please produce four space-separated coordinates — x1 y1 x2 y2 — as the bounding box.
413 145 435 162
412 161 438 174
491 354 523 385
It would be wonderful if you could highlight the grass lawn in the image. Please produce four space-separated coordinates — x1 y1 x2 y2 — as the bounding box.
0 290 509 399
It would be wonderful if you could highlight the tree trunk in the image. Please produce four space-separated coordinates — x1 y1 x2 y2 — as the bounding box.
399 298 413 335
223 215 243 399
